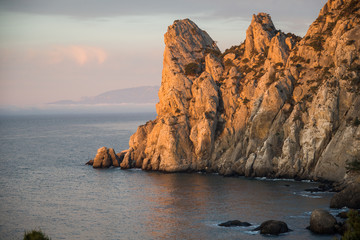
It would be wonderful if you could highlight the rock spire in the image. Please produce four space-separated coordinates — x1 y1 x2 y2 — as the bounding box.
98 0 360 182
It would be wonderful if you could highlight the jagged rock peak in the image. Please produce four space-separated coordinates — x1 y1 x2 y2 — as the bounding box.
157 18 220 116
320 0 344 15
95 0 360 183
252 13 276 30
164 19 219 66
244 13 277 58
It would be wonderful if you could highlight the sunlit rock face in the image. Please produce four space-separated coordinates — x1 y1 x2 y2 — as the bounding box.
122 0 360 182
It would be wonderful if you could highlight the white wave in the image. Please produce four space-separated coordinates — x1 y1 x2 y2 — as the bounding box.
293 191 323 198
244 230 259 235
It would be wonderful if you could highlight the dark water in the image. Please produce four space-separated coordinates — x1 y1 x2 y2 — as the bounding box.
0 113 341 239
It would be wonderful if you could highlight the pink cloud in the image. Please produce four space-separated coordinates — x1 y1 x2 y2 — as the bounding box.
27 45 108 65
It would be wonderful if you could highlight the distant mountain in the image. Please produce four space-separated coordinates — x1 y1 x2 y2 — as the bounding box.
50 86 160 105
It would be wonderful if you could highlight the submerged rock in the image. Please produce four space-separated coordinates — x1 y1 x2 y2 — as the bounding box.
253 220 290 235
218 220 251 227
308 209 337 234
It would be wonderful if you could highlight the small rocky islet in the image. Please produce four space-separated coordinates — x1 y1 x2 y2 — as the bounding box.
87 0 360 237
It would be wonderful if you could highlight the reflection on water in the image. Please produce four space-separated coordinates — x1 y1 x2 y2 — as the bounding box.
0 114 336 240
138 172 334 240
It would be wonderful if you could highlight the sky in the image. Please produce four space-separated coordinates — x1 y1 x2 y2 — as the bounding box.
0 0 327 109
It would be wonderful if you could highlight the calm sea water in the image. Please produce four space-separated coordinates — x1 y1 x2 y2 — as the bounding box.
0 113 341 240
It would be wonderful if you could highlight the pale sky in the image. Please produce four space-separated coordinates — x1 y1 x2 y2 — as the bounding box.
0 0 327 107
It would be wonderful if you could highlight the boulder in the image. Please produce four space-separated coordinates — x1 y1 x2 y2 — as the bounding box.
92 147 120 168
330 183 360 209
253 220 290 235
308 209 337 234
218 220 251 227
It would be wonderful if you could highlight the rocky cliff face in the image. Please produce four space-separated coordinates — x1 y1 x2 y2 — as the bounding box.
120 0 360 182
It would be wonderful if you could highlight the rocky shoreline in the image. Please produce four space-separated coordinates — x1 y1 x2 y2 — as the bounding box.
103 0 360 183
86 147 360 237
87 0 360 237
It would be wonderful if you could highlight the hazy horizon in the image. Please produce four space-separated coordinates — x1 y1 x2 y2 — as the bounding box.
1 0 327 110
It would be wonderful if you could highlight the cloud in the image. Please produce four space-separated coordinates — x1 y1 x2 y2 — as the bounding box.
0 0 326 20
36 45 107 65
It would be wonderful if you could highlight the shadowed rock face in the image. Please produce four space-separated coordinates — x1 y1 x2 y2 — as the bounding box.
330 183 360 209
120 0 360 182
254 220 290 235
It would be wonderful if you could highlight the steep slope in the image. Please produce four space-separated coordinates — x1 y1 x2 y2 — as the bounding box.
120 0 360 182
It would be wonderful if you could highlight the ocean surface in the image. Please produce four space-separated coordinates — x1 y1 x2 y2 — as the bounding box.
0 113 342 240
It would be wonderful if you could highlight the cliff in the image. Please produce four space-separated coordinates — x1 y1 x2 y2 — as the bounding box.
119 0 360 182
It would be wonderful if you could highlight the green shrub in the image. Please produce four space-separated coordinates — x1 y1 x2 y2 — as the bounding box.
274 62 284 68
290 55 306 63
346 159 360 172
184 62 199 76
324 22 336 35
224 59 234 69
310 86 318 93
243 97 250 104
342 210 360 240
24 229 51 240
264 46 269 57
340 0 360 18
222 44 243 58
203 48 222 58
346 40 355 45
286 32 302 42
308 36 325 51
354 117 360 126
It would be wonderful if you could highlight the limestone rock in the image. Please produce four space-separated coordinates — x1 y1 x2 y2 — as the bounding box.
308 209 337 234
92 147 120 168
244 13 276 58
117 0 360 183
253 220 290 235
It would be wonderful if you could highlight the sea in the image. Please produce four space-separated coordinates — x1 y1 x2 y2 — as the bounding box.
0 112 343 240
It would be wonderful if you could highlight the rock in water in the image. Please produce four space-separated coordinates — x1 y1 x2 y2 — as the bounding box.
330 183 360 209
308 209 337 234
108 148 120 167
218 220 251 227
253 220 290 235
92 147 120 168
85 159 94 166
116 0 360 182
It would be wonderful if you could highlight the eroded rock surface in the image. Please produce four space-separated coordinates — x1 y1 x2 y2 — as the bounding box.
117 0 360 182
93 147 120 168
